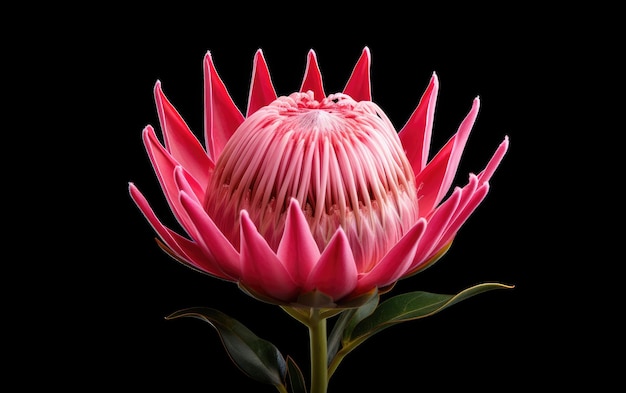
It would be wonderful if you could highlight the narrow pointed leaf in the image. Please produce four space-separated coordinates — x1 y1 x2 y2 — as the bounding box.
341 293 379 342
328 294 379 364
347 283 514 343
327 309 356 365
166 307 287 387
286 356 308 393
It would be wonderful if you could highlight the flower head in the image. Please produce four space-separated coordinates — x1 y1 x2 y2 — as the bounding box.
129 47 508 308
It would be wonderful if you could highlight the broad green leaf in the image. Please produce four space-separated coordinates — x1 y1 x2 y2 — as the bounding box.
347 282 514 344
166 307 286 387
286 356 307 393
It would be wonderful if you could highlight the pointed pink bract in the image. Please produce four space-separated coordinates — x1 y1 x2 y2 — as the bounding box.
355 218 427 292
414 97 480 214
203 51 245 162
179 191 240 279
154 81 213 188
408 187 462 273
399 73 439 174
478 136 509 183
143 125 200 236
300 49 325 99
246 49 278 117
277 199 321 285
129 183 228 278
240 211 298 301
343 47 372 102
304 229 358 300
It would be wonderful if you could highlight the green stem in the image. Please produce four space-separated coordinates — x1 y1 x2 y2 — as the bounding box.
308 308 328 393
276 384 289 393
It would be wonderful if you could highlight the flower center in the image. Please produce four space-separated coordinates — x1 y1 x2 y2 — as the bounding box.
204 91 419 272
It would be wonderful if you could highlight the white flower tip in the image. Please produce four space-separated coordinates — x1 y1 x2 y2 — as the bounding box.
472 96 481 111
501 135 511 151
173 165 185 178
154 79 162 93
239 209 251 221
288 197 301 209
430 72 440 86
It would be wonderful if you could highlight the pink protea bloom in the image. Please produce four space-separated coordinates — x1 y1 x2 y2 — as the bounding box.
129 47 508 308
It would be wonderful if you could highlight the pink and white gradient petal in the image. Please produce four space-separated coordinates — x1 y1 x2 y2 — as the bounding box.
407 187 462 274
173 165 206 206
239 211 299 301
203 51 245 162
246 49 278 117
299 50 326 100
431 136 510 257
178 192 241 279
304 229 358 301
414 97 480 215
355 218 427 293
143 125 205 234
478 136 510 183
399 72 439 175
129 183 228 278
154 81 214 188
430 182 490 263
277 199 321 285
342 47 371 102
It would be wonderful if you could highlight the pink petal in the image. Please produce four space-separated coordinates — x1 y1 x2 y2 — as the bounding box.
179 192 241 279
429 136 509 254
447 173 479 225
342 47 371 102
129 183 230 279
277 199 321 285
203 51 245 161
239 211 298 301
299 49 326 100
355 218 427 292
154 81 213 188
304 229 358 300
172 165 205 205
414 97 479 215
246 49 278 117
143 125 200 234
477 136 509 183
408 187 462 273
398 72 439 174
433 181 490 258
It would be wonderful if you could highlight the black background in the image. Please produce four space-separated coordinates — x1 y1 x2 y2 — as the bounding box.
14 4 617 392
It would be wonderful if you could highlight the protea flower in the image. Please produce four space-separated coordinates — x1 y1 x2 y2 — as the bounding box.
129 47 508 309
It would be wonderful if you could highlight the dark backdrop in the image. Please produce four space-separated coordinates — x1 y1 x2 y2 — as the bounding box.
22 5 612 392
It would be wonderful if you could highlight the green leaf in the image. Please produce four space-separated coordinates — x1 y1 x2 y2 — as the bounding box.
286 356 307 393
341 293 379 342
347 282 514 344
327 293 379 365
166 307 287 387
327 309 355 365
